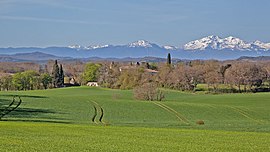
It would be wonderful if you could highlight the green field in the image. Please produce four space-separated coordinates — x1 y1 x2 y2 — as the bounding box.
0 87 270 151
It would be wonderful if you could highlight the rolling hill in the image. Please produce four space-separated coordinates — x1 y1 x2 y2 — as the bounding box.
0 87 270 151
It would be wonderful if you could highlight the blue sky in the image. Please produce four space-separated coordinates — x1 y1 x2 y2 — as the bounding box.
0 0 270 47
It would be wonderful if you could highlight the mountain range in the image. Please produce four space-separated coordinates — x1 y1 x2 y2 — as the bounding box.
0 52 186 63
1 36 270 60
184 35 270 51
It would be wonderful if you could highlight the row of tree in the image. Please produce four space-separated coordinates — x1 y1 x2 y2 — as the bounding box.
96 59 270 93
2 57 270 94
0 60 65 91
0 71 52 91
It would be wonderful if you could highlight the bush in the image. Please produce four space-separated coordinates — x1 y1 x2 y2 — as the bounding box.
196 120 205 125
133 83 165 101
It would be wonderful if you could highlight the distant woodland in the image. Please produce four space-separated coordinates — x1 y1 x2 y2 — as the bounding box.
1 55 270 94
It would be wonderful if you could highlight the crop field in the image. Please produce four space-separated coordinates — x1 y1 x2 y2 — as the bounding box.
0 87 270 151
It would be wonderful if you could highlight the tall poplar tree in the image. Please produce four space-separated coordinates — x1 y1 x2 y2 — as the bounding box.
52 60 60 88
167 53 172 65
59 64 64 87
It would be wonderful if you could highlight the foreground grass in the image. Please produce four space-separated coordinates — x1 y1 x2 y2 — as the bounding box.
0 121 269 152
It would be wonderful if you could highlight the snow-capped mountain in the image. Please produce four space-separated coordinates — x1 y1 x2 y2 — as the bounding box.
2 36 270 61
83 40 175 50
86 45 111 50
184 35 270 51
68 44 112 50
252 40 270 50
162 45 178 50
68 45 83 49
128 40 156 48
68 40 164 50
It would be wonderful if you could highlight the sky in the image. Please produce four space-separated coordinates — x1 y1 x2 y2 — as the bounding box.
0 0 270 47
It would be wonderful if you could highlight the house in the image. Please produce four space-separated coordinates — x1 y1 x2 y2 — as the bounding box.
64 77 80 87
87 82 99 87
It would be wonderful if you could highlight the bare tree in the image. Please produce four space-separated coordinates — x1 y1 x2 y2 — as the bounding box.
133 82 164 101
157 64 173 88
225 62 267 92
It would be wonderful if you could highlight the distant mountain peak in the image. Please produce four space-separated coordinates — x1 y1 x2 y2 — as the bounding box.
184 35 270 51
68 45 82 49
162 45 178 50
86 44 111 50
184 35 222 50
204 35 221 40
128 40 154 48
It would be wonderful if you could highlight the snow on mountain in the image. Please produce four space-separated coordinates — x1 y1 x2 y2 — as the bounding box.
184 35 222 50
68 37 270 53
184 35 270 51
128 40 155 48
68 40 169 51
252 40 270 50
162 45 178 50
68 45 83 49
86 44 111 50
221 36 251 50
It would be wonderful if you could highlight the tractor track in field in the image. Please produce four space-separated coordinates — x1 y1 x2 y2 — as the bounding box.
153 102 190 125
181 102 217 110
91 105 98 124
227 105 263 124
0 96 22 120
90 100 105 124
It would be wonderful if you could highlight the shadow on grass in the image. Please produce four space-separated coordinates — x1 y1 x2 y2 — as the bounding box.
0 94 47 99
0 119 72 124
6 108 57 115
0 107 71 124
0 99 11 107
0 96 72 124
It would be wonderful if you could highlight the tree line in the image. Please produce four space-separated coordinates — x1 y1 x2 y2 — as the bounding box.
1 56 270 94
0 60 64 91
96 59 270 93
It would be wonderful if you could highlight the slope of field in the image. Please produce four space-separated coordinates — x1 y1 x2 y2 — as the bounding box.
1 87 270 151
0 121 269 152
1 87 270 132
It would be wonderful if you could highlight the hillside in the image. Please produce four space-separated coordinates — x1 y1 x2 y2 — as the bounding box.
237 56 270 61
0 52 69 62
1 87 270 151
0 87 269 131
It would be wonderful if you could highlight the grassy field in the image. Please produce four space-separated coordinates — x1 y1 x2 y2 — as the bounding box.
0 86 270 151
0 121 269 152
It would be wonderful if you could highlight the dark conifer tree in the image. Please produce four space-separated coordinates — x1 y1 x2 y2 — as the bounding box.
59 64 64 87
167 53 172 65
52 60 60 88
